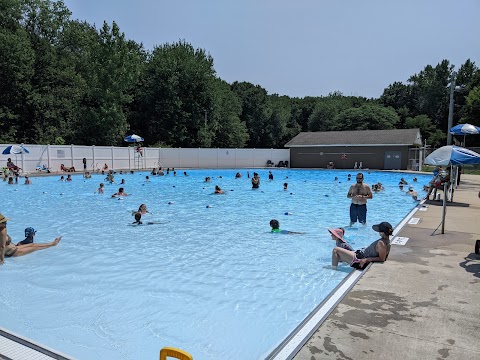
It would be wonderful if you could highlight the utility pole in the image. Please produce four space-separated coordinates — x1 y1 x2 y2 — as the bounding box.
446 71 456 145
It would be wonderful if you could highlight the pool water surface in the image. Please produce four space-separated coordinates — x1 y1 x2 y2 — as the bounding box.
0 169 430 359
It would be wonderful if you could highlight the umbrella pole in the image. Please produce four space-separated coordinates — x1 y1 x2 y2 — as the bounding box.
441 182 447 234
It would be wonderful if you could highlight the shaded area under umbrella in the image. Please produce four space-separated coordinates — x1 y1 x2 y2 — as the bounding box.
425 145 480 234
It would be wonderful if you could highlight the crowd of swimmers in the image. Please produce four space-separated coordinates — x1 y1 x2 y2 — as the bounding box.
2 165 436 267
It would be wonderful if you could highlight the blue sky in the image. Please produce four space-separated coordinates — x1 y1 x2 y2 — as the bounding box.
63 0 479 99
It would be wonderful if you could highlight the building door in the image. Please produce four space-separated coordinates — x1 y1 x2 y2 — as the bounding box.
384 151 401 170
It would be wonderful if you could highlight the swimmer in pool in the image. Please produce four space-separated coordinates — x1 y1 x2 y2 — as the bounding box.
214 185 224 194
111 187 128 197
269 219 305 234
95 183 105 194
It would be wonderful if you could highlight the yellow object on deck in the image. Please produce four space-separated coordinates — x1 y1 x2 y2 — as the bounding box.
160 346 193 360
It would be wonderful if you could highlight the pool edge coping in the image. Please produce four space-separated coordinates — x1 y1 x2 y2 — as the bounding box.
0 326 75 360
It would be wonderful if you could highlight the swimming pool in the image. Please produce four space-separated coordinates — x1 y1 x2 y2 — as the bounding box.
0 169 430 359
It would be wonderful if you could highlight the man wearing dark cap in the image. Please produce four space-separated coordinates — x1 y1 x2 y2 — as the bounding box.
331 221 393 270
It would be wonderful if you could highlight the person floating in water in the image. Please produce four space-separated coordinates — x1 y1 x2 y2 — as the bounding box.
214 185 224 194
269 219 305 234
132 204 149 224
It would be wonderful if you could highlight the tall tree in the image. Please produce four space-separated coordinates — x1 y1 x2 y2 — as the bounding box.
0 0 34 142
74 21 144 145
209 79 248 148
336 104 399 130
132 40 215 147
231 81 270 148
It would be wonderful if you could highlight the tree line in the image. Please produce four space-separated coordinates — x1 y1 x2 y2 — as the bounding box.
1 0 480 148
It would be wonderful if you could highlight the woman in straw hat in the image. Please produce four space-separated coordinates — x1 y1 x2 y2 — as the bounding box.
0 213 62 265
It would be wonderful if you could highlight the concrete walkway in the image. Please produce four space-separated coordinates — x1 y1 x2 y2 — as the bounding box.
294 174 480 360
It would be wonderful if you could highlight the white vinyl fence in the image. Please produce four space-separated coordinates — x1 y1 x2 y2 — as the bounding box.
0 144 290 173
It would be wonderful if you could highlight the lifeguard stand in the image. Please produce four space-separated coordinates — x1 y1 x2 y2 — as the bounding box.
134 145 144 170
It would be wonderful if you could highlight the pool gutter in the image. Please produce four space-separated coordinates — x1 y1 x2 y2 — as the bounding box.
265 202 422 360
0 327 74 360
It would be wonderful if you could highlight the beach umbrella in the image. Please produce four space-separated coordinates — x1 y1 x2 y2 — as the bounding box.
2 145 30 155
424 145 480 234
424 145 480 166
449 123 480 146
124 134 144 143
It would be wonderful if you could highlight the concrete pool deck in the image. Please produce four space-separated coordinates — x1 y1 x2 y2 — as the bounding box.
294 174 480 360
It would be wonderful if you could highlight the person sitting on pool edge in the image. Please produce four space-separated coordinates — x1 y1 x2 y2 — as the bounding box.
0 214 62 264
331 221 393 270
269 219 305 234
328 227 353 251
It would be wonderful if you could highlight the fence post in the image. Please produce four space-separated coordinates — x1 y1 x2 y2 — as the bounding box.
217 148 219 169
253 148 255 168
128 147 131 171
235 149 237 168
111 146 114 169
92 145 96 171
47 144 51 170
71 144 74 168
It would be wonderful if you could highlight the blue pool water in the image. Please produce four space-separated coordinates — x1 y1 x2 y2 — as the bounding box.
0 169 430 359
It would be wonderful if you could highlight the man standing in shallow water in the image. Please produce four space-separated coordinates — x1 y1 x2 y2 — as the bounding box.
347 172 372 226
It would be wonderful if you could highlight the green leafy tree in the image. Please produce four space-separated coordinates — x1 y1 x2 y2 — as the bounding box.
408 60 452 128
75 21 144 145
336 104 399 130
231 81 270 148
209 78 248 147
0 0 34 142
308 101 337 131
131 40 215 147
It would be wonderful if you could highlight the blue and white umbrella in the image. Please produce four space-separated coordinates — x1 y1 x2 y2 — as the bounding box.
450 123 480 135
450 123 480 146
424 145 480 234
2 145 30 155
124 134 144 143
425 145 480 166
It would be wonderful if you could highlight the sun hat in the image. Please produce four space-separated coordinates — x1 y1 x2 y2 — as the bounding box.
328 228 345 242
372 222 393 236
25 227 36 237
0 213 10 223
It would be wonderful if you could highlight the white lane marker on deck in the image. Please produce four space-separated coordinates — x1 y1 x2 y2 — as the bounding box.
418 206 428 211
391 237 409 245
408 217 420 225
